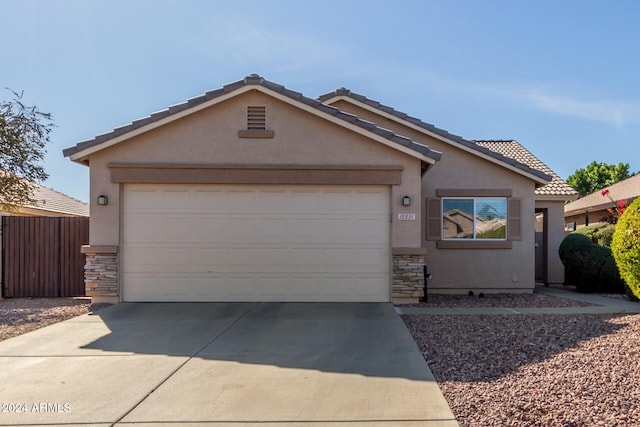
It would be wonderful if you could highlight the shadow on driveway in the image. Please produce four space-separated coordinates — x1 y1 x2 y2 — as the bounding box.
0 302 458 426
82 302 432 380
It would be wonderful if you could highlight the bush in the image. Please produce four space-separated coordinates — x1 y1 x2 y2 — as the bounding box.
559 233 593 288
575 223 605 240
595 225 616 248
611 198 640 301
575 223 616 247
558 233 625 293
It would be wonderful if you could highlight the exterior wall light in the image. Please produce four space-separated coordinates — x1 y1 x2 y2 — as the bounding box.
402 195 411 206
97 195 108 206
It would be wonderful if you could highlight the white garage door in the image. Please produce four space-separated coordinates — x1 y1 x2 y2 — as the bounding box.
122 184 390 302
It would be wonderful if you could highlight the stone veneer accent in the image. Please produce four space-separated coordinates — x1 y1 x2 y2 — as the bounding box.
81 245 118 299
392 248 426 304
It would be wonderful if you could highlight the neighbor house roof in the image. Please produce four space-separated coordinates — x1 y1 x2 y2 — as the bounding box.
0 180 89 217
564 174 640 216
25 183 89 216
318 89 552 186
64 75 441 166
474 140 579 200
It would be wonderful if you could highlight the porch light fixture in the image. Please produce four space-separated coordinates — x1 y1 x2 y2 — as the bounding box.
97 195 108 206
402 195 411 206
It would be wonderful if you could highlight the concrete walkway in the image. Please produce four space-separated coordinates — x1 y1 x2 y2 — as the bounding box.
398 286 640 315
0 302 458 426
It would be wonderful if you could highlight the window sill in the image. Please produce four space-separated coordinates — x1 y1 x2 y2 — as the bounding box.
238 130 275 138
436 240 512 249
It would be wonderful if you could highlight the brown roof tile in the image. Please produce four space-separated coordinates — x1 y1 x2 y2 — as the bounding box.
474 140 578 199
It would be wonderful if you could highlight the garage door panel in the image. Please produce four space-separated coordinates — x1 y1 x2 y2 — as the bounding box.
158 216 194 242
354 191 389 211
352 248 389 269
288 191 321 212
253 218 288 242
122 184 390 302
256 190 289 212
226 190 257 211
159 190 191 212
322 191 352 211
189 247 225 267
288 219 323 243
221 248 255 269
125 189 160 212
192 190 225 212
125 216 160 242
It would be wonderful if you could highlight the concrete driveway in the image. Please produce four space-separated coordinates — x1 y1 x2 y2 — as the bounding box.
0 302 457 426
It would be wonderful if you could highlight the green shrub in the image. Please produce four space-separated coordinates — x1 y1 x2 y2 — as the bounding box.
594 225 616 248
575 223 606 241
559 233 593 288
575 223 616 247
611 198 640 301
558 232 625 293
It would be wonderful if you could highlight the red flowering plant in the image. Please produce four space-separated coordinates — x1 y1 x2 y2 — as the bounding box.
600 189 627 224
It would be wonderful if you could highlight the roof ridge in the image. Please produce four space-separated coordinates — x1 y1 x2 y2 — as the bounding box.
65 75 441 163
473 139 516 143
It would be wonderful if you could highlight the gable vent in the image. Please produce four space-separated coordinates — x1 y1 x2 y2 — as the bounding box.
247 106 266 130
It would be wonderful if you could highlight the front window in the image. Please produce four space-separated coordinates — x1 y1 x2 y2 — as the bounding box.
442 198 507 239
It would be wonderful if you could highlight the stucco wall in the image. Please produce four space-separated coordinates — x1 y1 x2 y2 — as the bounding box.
87 90 423 250
421 151 536 293
329 99 538 293
565 210 609 229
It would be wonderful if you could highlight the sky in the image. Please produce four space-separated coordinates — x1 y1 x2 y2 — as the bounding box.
3 0 639 203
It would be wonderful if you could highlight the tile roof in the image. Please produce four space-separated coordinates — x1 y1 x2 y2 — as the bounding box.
24 183 89 216
318 89 552 184
64 75 441 163
564 173 640 215
474 140 578 199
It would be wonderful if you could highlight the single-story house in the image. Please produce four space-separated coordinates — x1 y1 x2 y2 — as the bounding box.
63 75 576 304
0 182 89 217
565 174 640 229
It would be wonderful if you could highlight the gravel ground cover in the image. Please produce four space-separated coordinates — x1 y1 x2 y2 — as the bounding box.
407 292 595 308
0 298 93 342
404 308 640 426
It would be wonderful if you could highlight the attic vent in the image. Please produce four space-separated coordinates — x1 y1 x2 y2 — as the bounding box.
237 106 274 138
247 106 266 130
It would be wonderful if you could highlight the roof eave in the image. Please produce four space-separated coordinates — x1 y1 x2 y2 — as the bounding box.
536 194 579 202
323 94 551 184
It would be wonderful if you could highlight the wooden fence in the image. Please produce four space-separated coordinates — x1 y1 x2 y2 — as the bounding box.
2 216 89 297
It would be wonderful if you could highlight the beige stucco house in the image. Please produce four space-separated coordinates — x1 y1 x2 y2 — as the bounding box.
64 75 576 304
